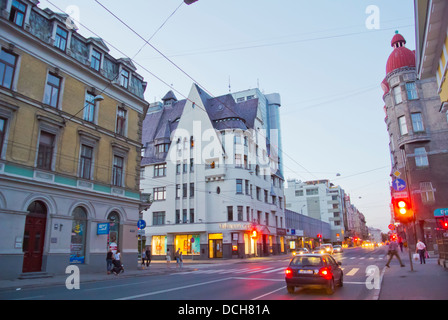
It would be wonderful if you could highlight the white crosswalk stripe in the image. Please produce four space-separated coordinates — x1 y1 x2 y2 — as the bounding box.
346 268 359 276
262 267 286 274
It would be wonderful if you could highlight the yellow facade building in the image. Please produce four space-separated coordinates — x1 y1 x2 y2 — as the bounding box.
0 0 149 279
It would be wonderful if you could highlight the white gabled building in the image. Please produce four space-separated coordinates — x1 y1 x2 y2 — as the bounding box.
141 84 286 260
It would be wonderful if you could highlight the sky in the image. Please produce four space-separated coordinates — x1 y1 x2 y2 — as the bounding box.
39 0 417 232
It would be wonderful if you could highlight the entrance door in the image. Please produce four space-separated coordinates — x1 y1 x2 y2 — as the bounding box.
209 239 223 258
22 201 47 273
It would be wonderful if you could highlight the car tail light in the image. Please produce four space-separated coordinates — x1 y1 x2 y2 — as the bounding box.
285 268 293 278
319 267 333 280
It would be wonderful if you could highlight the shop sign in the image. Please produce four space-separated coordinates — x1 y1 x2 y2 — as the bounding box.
97 223 109 235
277 228 287 236
219 222 252 230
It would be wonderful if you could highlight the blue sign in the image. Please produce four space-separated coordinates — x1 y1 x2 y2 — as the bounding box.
392 178 406 192
137 219 146 230
434 208 448 217
97 223 109 235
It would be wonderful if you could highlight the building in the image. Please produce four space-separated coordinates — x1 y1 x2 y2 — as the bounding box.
141 84 286 259
414 0 448 112
284 179 347 244
381 31 448 252
0 1 149 279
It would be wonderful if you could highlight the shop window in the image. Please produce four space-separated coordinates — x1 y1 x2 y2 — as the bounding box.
175 234 200 255
70 207 87 264
107 211 120 253
152 235 167 256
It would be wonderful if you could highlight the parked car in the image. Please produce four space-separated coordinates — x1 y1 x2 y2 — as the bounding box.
285 253 343 295
333 245 343 253
292 248 309 256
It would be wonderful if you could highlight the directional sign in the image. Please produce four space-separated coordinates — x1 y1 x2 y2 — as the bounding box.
137 219 146 229
434 208 448 218
392 178 406 192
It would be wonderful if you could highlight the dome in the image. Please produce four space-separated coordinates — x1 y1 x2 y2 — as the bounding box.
386 32 415 75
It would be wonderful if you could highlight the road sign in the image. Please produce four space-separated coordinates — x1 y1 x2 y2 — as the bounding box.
393 191 408 198
392 178 406 192
137 219 146 229
393 170 401 178
388 224 395 230
434 208 448 218
97 223 109 235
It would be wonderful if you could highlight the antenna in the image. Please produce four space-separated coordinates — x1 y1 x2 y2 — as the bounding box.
228 76 231 93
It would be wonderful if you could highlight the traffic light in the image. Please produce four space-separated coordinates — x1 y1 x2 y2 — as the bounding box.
437 218 448 230
392 197 413 223
250 229 258 239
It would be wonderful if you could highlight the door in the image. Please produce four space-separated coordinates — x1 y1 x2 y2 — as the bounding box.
209 239 223 258
22 201 47 273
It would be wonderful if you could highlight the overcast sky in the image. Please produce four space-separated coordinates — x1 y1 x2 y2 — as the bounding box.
39 0 416 232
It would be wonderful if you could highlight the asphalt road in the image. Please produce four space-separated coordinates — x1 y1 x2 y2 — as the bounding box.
1 246 388 301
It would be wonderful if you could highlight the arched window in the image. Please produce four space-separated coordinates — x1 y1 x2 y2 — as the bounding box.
107 211 120 253
70 207 87 264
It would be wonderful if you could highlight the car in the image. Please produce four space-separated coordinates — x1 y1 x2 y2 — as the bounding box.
292 248 309 256
333 245 343 253
285 253 343 295
312 246 325 254
320 243 334 254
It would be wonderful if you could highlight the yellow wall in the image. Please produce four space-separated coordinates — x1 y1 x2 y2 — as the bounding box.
6 49 143 191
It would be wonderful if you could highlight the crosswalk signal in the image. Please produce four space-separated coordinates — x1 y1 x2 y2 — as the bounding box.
251 229 258 239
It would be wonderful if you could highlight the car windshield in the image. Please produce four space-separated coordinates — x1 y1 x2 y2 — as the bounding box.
290 256 323 267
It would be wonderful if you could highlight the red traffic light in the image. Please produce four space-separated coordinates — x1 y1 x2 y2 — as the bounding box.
392 198 413 222
317 234 322 238
250 230 258 239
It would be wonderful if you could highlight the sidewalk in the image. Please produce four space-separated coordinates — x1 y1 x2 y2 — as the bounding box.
0 255 282 292
379 250 448 300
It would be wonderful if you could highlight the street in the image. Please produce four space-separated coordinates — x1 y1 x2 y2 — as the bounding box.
0 247 388 301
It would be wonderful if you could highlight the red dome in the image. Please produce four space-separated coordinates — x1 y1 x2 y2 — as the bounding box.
386 33 415 75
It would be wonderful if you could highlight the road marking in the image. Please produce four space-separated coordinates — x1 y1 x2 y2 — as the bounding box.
116 277 233 300
252 286 285 300
346 268 359 276
350 257 356 260
261 267 286 274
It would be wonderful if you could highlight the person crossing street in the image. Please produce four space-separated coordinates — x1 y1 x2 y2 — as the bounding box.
385 239 405 268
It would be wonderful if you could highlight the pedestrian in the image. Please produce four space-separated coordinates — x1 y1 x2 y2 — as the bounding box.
398 237 404 252
106 249 114 274
416 239 427 264
145 247 151 268
141 250 146 268
166 248 171 268
114 249 124 273
179 251 183 269
385 239 405 268
175 248 181 268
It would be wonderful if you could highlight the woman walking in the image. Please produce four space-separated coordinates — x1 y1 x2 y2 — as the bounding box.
416 239 427 264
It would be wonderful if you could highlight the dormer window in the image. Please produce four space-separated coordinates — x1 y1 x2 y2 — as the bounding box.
54 26 68 52
90 48 101 71
9 0 26 28
120 69 129 89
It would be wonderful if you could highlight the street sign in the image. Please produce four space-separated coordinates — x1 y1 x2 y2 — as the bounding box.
393 191 408 198
137 219 146 229
388 224 395 230
393 170 401 178
434 208 448 217
97 223 109 235
392 178 406 192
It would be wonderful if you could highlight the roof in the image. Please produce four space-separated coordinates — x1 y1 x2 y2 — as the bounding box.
386 33 416 75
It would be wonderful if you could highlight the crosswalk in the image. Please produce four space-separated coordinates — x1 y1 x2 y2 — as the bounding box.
172 265 363 277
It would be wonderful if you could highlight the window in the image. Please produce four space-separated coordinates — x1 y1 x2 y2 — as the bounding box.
398 116 408 135
190 183 194 198
83 92 96 123
295 190 303 197
414 147 428 167
9 0 26 27
245 180 249 195
79 144 93 179
90 49 101 71
176 184 181 198
264 190 268 203
256 187 261 201
190 209 194 223
44 73 62 108
116 107 127 136
227 206 233 221
154 164 166 177
420 182 435 204
236 179 243 194
0 49 17 89
112 155 124 187
37 131 55 170
235 154 242 167
152 211 165 225
182 209 187 223
190 158 194 172
153 187 166 201
237 206 243 221
0 117 6 156
406 82 418 100
156 143 169 154
70 207 87 264
393 86 402 104
306 188 318 195
182 183 187 198
411 113 424 132
54 26 68 51
120 69 129 88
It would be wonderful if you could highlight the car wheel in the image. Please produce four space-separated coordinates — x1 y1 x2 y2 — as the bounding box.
287 286 295 294
325 279 335 295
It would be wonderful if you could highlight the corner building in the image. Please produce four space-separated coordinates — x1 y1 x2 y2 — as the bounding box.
0 1 149 279
141 84 286 259
381 32 448 251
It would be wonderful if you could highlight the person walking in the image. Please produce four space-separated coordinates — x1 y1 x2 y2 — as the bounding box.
141 250 146 268
416 239 427 264
166 248 171 268
385 239 405 268
106 249 114 274
179 251 183 269
145 247 151 268
114 249 124 273
175 248 181 268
